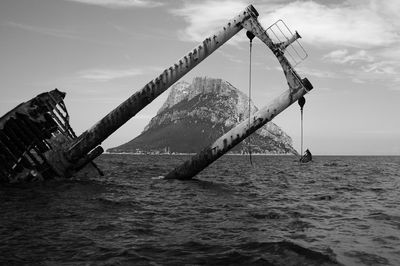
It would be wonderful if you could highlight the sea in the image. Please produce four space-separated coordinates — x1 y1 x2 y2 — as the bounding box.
0 154 399 266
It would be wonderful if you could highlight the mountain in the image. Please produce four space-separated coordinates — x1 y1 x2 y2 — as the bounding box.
108 77 297 155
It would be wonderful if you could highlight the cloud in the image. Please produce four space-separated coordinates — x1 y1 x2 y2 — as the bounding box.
323 49 374 64
77 66 163 81
263 0 400 48
171 0 400 48
342 59 400 87
321 47 400 85
169 0 249 43
296 66 338 79
361 61 397 75
78 68 144 81
63 0 163 8
378 46 400 61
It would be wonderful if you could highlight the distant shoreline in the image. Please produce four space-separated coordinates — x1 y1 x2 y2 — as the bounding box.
103 152 400 156
104 152 296 156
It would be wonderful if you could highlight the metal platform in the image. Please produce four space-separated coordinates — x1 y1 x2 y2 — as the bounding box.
266 20 308 67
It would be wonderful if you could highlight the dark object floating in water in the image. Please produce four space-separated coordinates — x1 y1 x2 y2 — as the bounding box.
0 89 102 183
300 149 312 163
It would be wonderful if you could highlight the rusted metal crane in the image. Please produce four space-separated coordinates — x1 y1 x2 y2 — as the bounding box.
0 5 313 183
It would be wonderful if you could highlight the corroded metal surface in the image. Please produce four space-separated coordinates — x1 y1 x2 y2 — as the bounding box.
1 4 314 182
66 5 260 163
165 17 314 180
0 90 66 182
165 78 313 180
0 90 102 183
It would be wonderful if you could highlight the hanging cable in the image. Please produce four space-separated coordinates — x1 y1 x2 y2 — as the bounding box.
301 104 303 156
298 96 306 157
246 31 255 166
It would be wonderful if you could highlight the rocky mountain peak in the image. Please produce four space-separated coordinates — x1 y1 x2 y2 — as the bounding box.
146 77 257 132
109 77 297 155
158 77 256 115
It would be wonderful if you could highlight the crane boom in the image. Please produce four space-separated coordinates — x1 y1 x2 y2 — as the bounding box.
165 16 314 180
0 4 313 182
65 5 260 163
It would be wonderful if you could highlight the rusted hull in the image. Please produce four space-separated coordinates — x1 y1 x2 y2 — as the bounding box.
0 90 102 183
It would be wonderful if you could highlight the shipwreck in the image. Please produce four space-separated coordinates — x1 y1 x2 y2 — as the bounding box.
0 5 313 183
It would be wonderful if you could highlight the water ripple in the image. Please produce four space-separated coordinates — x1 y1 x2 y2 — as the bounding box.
1 155 399 265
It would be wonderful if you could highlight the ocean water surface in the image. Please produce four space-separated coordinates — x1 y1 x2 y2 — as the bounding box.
0 155 399 265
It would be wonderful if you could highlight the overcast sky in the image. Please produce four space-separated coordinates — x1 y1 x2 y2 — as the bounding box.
0 0 399 155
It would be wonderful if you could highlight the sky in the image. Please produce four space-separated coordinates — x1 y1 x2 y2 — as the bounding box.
0 0 399 155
